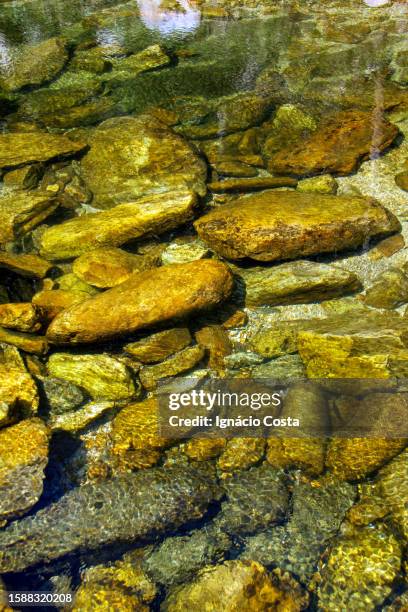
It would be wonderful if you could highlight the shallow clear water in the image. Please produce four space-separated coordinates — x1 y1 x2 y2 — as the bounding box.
0 0 407 610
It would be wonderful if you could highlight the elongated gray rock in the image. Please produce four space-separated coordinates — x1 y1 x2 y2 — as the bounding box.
238 261 361 306
39 191 197 260
195 192 400 262
0 466 220 573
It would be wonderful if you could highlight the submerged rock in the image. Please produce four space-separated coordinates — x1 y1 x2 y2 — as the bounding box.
0 466 220 572
0 252 52 279
46 260 233 344
241 477 356 583
194 191 399 262
161 240 210 266
49 400 115 433
80 115 207 209
47 353 138 401
0 37 68 92
163 560 294 612
269 110 399 176
364 267 408 309
142 525 231 588
39 190 197 260
0 327 47 355
0 303 40 332
116 44 170 73
0 191 58 244
0 359 39 419
297 311 408 378
125 328 192 364
40 376 85 415
297 174 338 194
0 132 86 171
239 261 361 307
0 419 49 523
395 171 408 191
139 345 205 390
326 434 406 481
73 247 154 288
208 176 297 193
111 398 171 470
317 525 402 611
216 464 289 536
217 438 266 473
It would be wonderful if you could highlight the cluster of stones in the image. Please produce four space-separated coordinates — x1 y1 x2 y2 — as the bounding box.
0 0 407 609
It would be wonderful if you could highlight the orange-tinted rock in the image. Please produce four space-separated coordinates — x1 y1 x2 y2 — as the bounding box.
0 252 52 279
269 110 399 177
195 325 232 370
195 191 399 262
0 303 40 332
47 260 233 344
73 247 154 288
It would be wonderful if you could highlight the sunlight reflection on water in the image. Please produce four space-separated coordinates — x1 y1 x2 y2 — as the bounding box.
136 0 201 35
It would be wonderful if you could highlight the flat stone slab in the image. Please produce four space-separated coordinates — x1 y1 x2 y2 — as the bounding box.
195 191 400 262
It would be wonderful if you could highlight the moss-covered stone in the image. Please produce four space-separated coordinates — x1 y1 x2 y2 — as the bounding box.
80 115 207 209
0 327 48 355
297 174 338 194
39 191 197 260
47 353 139 401
0 37 68 92
195 191 399 262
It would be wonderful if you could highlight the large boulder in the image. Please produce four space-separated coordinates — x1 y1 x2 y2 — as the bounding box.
47 260 233 344
39 190 197 260
195 191 400 262
80 115 207 209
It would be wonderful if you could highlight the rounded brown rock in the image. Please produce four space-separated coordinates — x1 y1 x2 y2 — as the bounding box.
47 260 234 344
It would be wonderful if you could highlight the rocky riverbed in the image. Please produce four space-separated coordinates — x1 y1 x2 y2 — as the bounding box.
0 0 408 609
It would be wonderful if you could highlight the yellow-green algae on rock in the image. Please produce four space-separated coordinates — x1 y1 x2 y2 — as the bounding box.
317 524 402 611
39 190 197 260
